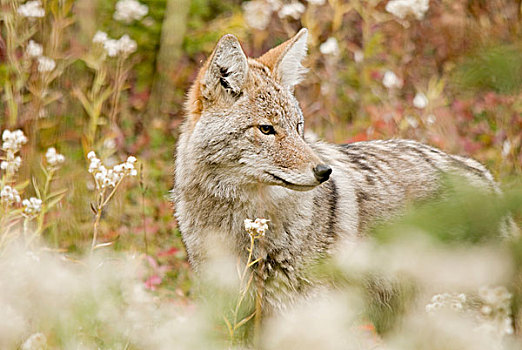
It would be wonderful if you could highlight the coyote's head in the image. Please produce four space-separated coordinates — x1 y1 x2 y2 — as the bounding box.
179 29 331 196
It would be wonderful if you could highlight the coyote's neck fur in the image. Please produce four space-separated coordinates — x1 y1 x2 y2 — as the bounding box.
174 29 503 311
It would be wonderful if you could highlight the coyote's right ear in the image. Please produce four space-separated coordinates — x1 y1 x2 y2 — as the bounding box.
200 34 248 101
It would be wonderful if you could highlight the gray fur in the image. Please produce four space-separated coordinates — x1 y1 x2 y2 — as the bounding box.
173 32 509 313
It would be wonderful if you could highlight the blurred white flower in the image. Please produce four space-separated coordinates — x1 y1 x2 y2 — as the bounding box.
353 50 364 63
37 56 55 73
386 0 430 20
113 0 148 23
98 34 137 57
306 0 325 5
88 151 137 189
45 147 65 167
92 31 109 44
21 332 47 350
266 0 282 10
413 92 428 109
242 0 273 30
23 197 42 217
501 140 511 158
1 186 21 205
319 37 340 56
26 40 43 58
426 114 436 125
426 292 466 313
244 218 269 236
2 129 27 153
278 2 305 19
405 115 418 128
17 0 45 18
382 70 402 89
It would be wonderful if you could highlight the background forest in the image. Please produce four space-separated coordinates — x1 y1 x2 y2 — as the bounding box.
0 0 521 349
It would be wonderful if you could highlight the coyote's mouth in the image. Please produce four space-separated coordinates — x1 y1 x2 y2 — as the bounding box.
265 172 318 191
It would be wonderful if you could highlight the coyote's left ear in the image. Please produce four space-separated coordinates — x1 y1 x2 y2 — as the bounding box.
258 28 309 90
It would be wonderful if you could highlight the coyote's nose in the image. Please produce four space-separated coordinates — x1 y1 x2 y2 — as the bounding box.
313 164 332 183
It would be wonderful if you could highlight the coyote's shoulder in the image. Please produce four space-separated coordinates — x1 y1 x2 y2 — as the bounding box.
174 29 506 311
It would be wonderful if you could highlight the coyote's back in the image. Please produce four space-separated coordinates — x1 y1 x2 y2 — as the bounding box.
173 29 510 312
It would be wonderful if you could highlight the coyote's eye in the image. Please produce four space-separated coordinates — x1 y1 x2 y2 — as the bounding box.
258 125 276 135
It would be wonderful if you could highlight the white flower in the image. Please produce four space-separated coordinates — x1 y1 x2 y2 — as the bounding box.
117 34 137 55
353 50 364 63
114 0 149 23
23 197 43 217
87 151 137 189
92 31 109 44
26 40 43 57
244 218 269 236
1 186 21 204
426 114 436 125
382 70 402 89
501 140 511 158
45 147 65 167
37 56 56 72
21 332 47 350
100 34 137 57
413 92 428 109
306 0 325 5
405 115 418 128
319 37 340 56
17 0 45 18
242 0 273 30
2 129 28 152
278 2 305 19
385 0 430 20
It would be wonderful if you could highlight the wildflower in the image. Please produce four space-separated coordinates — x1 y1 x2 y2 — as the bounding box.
0 154 22 173
501 140 511 158
278 2 305 19
306 0 325 5
26 40 43 58
88 151 137 189
353 50 364 63
382 70 402 89
244 218 269 236
1 186 21 204
385 0 430 20
37 56 56 72
117 34 137 55
319 37 340 56
21 332 47 350
45 147 65 167
23 197 43 217
413 92 428 109
113 0 149 23
242 0 273 30
92 31 109 44
405 116 418 128
17 0 45 18
2 129 28 153
426 114 436 125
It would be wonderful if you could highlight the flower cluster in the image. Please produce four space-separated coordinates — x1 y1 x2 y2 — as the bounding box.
26 40 43 58
0 186 21 205
382 70 402 89
1 129 27 174
45 147 65 168
114 0 149 23
320 37 340 56
88 151 137 189
242 1 272 30
385 0 430 20
17 0 45 18
413 92 428 109
37 56 56 73
278 2 305 19
244 218 269 237
425 292 466 312
22 197 42 217
21 333 47 350
93 31 137 58
477 285 514 336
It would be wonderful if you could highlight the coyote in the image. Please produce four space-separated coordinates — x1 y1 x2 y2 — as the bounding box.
174 29 508 312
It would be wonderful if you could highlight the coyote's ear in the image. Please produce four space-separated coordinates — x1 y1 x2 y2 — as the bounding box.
200 34 248 101
258 28 308 90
